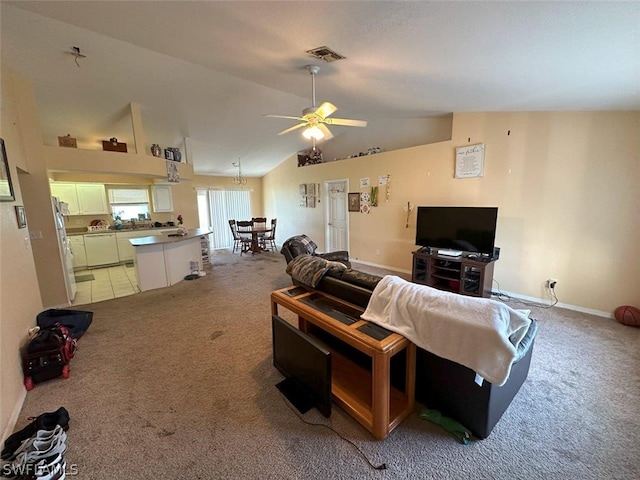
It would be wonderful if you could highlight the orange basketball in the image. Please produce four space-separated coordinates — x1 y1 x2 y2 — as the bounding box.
614 305 640 328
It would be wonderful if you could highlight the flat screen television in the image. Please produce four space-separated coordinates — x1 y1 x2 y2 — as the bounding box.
272 315 332 417
415 206 498 255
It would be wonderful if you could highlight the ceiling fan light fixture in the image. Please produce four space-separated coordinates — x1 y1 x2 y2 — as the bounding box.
303 125 324 140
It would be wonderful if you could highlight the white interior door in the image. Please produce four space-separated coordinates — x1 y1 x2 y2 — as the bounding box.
325 180 348 252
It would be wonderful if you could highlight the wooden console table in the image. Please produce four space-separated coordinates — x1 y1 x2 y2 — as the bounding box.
271 286 415 440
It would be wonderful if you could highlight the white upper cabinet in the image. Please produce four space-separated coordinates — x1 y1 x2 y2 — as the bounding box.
77 184 109 214
50 182 108 215
50 182 80 215
151 185 174 213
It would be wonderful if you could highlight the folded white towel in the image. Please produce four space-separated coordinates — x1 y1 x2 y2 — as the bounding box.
361 275 531 386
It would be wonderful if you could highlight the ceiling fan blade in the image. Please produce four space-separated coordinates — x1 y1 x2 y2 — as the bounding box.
265 114 305 121
313 101 338 119
317 123 334 140
324 117 368 127
278 122 308 135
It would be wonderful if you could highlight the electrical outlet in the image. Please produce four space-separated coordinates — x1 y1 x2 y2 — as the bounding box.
375 249 380 256
547 278 558 289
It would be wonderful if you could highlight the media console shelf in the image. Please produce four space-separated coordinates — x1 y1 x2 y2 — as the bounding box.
412 250 496 298
271 287 416 440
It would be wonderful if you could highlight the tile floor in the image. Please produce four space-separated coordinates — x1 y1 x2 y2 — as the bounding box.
72 264 140 306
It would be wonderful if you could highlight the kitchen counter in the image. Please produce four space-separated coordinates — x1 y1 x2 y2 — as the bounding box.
131 229 212 292
129 228 211 246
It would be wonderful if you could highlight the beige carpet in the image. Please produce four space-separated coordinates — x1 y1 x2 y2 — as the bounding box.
12 249 640 479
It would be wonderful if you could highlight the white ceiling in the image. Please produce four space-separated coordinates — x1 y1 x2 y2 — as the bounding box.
2 1 638 177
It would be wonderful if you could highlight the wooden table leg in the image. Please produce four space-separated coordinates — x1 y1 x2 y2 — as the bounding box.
371 351 391 440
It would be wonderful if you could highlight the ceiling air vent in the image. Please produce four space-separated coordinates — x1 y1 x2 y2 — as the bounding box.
306 46 346 63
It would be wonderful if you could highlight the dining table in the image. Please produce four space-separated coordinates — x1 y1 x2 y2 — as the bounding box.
240 224 273 254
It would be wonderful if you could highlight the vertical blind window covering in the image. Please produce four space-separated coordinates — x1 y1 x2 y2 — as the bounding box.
209 189 251 249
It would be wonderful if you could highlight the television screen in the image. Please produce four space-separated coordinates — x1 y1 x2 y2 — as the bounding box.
415 206 498 255
272 315 332 417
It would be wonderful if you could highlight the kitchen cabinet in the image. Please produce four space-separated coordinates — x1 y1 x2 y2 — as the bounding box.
151 185 174 213
50 182 109 215
50 183 80 215
69 235 87 269
116 228 175 262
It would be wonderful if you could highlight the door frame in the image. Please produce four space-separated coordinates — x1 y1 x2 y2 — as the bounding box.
324 178 349 253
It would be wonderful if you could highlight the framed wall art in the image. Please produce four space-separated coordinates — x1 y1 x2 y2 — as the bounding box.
455 143 485 178
15 205 27 228
167 161 179 183
0 138 15 201
348 193 360 212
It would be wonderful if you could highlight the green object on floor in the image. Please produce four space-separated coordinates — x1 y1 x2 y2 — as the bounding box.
419 408 473 445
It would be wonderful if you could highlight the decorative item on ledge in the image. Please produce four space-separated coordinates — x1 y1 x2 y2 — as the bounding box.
102 137 127 153
335 147 383 161
150 144 162 157
297 147 323 167
58 134 77 148
164 147 182 162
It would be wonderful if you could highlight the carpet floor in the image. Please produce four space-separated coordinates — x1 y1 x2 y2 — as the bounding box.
11 249 640 479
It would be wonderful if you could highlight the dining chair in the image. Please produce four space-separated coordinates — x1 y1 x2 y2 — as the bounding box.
252 217 267 248
261 218 277 251
228 220 243 253
235 220 254 255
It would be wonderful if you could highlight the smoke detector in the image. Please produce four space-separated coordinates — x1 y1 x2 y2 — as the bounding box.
306 46 345 63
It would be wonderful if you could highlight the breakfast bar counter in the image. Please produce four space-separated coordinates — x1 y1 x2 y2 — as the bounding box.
131 228 211 292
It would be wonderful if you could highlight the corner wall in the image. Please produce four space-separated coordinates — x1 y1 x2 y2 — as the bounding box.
0 69 44 442
263 111 640 315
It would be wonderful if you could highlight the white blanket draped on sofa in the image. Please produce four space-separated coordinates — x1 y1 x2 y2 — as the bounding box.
361 276 531 386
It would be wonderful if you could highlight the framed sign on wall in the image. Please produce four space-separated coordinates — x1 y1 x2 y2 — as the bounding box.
455 143 485 179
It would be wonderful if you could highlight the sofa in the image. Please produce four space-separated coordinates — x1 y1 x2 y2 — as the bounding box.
280 234 351 268
281 237 538 439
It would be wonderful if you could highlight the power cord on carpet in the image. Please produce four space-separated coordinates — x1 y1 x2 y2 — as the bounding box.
491 279 559 309
281 394 387 471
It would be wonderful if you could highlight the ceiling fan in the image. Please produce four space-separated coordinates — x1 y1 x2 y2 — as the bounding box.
265 65 367 141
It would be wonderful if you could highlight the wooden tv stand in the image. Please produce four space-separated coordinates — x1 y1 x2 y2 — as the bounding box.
412 250 496 298
271 286 415 440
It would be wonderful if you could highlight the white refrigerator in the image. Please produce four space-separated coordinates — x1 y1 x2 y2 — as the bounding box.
52 197 77 303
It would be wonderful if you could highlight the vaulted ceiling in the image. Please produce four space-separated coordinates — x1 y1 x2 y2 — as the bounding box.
3 1 638 177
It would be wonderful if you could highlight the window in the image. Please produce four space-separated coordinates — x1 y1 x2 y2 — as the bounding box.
108 188 151 221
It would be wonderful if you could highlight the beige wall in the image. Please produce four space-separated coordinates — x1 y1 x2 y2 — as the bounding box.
0 70 44 442
264 111 640 316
